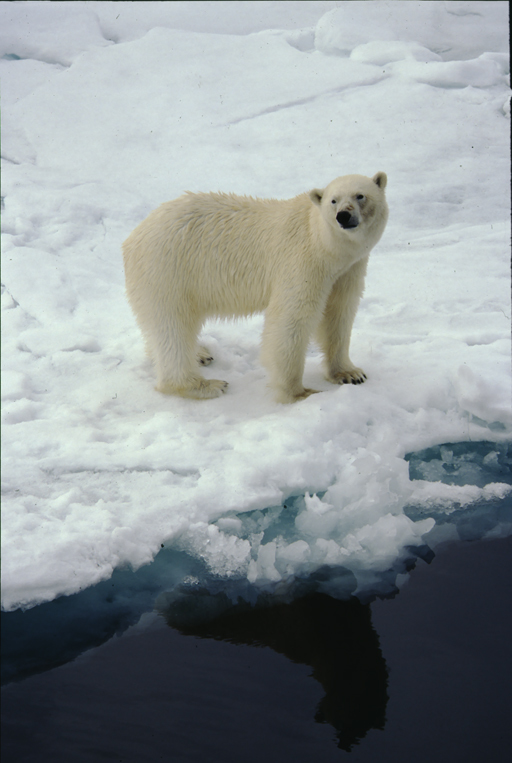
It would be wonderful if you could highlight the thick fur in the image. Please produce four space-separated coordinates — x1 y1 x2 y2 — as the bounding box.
122 173 388 403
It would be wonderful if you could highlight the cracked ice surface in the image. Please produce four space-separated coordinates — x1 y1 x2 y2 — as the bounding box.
1 1 511 611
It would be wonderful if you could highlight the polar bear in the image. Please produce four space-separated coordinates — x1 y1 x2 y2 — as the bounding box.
122 172 388 403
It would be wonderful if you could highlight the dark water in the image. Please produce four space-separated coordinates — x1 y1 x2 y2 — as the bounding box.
2 535 511 763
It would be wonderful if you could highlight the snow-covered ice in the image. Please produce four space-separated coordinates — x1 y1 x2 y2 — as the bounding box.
1 1 511 613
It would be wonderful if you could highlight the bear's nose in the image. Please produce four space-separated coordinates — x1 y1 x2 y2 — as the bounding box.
336 210 358 229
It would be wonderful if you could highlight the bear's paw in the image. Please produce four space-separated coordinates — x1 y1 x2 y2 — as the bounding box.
328 369 367 386
158 378 228 399
275 387 320 404
197 346 214 366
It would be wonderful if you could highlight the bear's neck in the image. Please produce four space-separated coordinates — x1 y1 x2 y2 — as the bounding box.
314 219 372 276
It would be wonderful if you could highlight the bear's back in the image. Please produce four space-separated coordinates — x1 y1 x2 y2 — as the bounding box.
123 189 318 319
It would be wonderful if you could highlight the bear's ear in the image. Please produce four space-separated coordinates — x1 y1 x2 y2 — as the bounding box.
372 172 387 190
308 188 324 206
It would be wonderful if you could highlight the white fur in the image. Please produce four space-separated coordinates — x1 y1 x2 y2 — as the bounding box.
122 172 388 403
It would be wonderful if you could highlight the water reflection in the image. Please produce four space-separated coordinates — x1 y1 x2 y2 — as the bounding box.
157 589 389 751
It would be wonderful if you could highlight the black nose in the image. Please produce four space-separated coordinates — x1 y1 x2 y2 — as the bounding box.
336 210 358 229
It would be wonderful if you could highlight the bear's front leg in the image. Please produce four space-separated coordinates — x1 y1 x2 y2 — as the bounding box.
261 299 320 404
317 259 368 386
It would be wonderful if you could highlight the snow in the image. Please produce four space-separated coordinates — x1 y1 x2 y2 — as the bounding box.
315 1 508 60
1 1 511 612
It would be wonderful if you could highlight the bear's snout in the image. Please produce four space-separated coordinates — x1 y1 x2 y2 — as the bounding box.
336 210 359 229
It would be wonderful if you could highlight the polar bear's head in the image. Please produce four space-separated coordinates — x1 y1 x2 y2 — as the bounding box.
308 172 388 237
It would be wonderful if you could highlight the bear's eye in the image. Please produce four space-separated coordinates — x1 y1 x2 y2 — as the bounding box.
356 194 365 202
331 199 337 205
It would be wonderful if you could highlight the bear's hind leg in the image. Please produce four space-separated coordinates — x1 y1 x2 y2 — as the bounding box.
153 319 227 399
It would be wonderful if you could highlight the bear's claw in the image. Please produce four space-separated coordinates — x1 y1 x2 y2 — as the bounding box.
197 346 214 366
329 369 367 385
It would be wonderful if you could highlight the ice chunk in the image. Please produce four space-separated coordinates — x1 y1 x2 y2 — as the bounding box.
314 2 509 60
248 542 281 585
0 3 111 66
391 55 505 89
453 366 512 429
351 41 442 66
